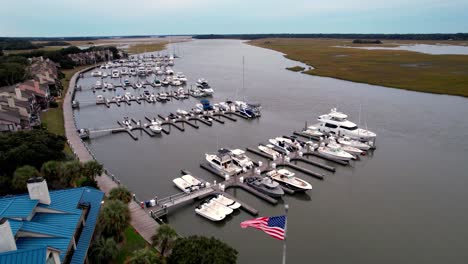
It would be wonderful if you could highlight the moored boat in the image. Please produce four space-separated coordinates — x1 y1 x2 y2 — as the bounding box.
266 169 312 191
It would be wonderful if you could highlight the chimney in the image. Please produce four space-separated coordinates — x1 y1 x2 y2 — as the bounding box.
27 177 51 205
0 219 17 253
7 97 15 108
15 87 22 99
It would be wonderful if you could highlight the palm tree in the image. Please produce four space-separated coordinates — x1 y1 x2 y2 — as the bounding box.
151 224 178 258
129 248 163 264
90 237 119 264
60 160 82 186
109 186 132 204
82 160 103 180
99 200 131 242
12 165 40 191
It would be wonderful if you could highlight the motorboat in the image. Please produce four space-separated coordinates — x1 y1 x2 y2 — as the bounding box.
258 145 280 159
111 70 120 78
135 82 143 89
206 148 242 177
91 71 102 77
200 87 214 95
176 109 189 116
197 78 210 88
94 80 102 89
124 92 132 100
229 149 254 170
205 198 233 215
337 136 371 151
317 108 377 141
158 92 169 101
129 68 137 76
266 169 312 191
154 79 162 87
102 72 108 78
176 73 187 83
190 88 205 98
195 203 225 221
115 94 123 101
245 176 284 198
165 68 174 75
302 126 324 138
268 138 292 154
124 79 131 86
120 68 129 75
96 95 105 103
327 139 363 156
173 177 192 192
181 175 202 187
106 83 114 90
213 194 241 210
137 67 146 76
145 68 153 75
275 137 301 151
317 144 354 161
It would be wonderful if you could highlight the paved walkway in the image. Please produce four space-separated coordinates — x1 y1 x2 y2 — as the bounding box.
63 66 158 244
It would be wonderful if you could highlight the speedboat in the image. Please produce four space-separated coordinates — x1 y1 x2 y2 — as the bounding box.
195 204 225 221
102 72 108 78
206 148 242 177
96 95 105 103
317 144 354 161
176 109 189 116
245 176 284 198
317 108 376 141
158 92 168 101
154 79 162 87
165 68 174 75
258 145 280 159
205 198 233 215
120 68 129 75
213 194 241 210
91 71 102 77
129 68 137 76
173 177 192 192
268 138 292 154
94 80 102 89
124 92 132 100
266 169 312 191
106 83 114 90
229 149 254 170
181 175 202 187
200 87 214 95
328 140 363 156
275 137 301 151
302 126 324 138
111 70 119 78
337 136 371 151
149 122 162 133
135 82 143 89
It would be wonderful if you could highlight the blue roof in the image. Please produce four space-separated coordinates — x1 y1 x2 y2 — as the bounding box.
0 187 104 264
0 246 46 264
0 199 39 219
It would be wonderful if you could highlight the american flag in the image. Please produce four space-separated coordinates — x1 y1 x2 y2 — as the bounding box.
240 215 286 240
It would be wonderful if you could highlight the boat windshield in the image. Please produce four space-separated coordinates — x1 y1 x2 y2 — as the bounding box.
341 125 358 131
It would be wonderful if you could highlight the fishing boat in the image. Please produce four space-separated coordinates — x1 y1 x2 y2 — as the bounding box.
258 145 280 159
181 175 202 187
96 95 105 104
111 70 120 78
317 144 354 161
229 149 254 170
302 125 324 138
206 148 242 177
173 177 192 192
245 176 284 198
266 169 312 191
337 136 371 151
317 108 376 141
195 204 225 221
213 194 241 210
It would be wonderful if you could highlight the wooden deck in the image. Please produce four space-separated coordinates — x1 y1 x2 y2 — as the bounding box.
64 66 158 244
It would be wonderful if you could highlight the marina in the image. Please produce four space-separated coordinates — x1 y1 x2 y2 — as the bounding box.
71 40 468 264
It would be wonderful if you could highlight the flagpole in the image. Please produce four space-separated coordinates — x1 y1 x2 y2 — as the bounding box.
282 204 289 264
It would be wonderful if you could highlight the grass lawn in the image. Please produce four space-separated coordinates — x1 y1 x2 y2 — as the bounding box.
115 227 156 264
249 38 468 97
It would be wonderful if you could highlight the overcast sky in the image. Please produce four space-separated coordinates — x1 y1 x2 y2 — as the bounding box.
1 0 467 37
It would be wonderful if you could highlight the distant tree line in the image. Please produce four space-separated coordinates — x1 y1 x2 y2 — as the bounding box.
0 54 30 86
0 38 39 50
193 33 468 40
353 39 382 44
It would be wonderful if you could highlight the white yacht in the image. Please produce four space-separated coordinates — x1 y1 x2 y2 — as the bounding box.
181 175 202 187
317 108 376 141
111 70 120 78
205 198 233 215
165 68 174 75
337 136 371 151
137 67 146 76
206 148 242 177
135 82 143 89
120 68 129 75
317 144 354 161
173 177 191 192
258 145 280 159
96 95 105 103
213 194 241 210
94 80 102 89
91 71 102 77
229 149 254 170
327 139 363 156
149 121 162 133
195 204 225 221
176 109 189 116
158 92 168 101
102 72 108 78
267 169 312 191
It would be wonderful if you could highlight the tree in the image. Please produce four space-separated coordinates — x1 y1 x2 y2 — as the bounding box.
99 200 131 242
109 186 132 204
168 236 238 264
129 248 163 264
82 160 103 180
151 224 178 258
90 237 119 264
12 165 39 191
60 160 82 186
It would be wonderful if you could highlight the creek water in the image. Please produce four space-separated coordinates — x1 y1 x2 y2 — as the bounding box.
74 39 468 264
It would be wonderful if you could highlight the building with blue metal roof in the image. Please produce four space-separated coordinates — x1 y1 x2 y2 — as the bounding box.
0 178 104 264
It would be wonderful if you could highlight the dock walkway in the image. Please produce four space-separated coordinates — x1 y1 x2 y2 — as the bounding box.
64 66 158 244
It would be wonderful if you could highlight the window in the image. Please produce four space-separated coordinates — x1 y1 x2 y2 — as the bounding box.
341 125 358 131
325 123 338 129
212 159 221 166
